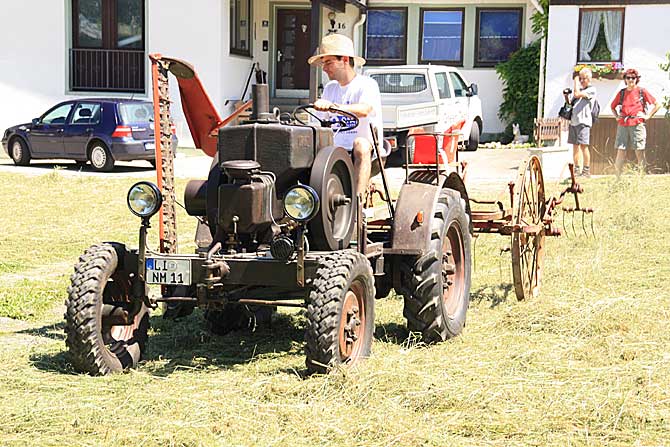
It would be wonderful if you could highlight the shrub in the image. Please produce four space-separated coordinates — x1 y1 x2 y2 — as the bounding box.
496 40 541 143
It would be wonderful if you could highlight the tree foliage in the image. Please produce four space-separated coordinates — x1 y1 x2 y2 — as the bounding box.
530 0 550 38
496 40 541 142
659 52 670 118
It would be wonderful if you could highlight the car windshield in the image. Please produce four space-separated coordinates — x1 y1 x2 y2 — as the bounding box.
369 72 434 104
119 103 154 124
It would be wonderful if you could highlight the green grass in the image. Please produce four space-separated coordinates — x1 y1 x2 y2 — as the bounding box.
1 170 669 446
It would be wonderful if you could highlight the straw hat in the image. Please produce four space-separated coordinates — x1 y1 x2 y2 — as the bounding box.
307 33 366 66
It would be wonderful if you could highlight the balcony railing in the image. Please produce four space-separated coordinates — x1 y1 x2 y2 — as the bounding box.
70 48 145 93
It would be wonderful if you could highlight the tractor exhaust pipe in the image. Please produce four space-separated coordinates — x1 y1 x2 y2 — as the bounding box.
251 84 275 122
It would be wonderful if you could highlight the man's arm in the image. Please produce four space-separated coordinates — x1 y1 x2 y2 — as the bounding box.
572 76 592 99
313 99 372 117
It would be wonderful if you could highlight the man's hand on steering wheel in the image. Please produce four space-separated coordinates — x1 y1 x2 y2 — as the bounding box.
313 99 335 112
292 104 359 132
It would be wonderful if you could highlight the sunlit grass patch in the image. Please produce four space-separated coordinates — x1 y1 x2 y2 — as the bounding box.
0 171 669 446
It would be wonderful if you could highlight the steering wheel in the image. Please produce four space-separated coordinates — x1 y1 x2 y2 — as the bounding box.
292 104 359 132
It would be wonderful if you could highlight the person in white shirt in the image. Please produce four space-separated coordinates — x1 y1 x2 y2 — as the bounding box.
308 33 386 199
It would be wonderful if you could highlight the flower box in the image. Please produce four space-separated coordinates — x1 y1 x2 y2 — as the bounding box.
574 62 624 80
593 71 620 80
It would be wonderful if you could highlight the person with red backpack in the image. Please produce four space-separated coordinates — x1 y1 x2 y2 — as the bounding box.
610 68 661 176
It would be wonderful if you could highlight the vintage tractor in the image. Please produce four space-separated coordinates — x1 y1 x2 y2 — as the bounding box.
63 57 473 375
64 57 589 376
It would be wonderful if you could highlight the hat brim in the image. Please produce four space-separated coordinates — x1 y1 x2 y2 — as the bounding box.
308 52 366 67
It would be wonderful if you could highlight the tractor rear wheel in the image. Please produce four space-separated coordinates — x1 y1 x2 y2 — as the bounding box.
400 189 471 342
305 251 375 374
64 244 149 375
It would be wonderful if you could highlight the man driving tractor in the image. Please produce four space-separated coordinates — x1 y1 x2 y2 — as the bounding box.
308 33 387 200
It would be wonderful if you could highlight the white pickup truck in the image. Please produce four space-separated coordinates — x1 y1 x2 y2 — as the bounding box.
365 65 483 160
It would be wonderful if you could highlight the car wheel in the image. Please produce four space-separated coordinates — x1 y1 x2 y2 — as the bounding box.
89 143 114 172
466 121 480 152
10 138 31 166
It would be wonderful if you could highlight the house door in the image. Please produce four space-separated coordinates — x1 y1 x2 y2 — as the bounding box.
276 9 310 97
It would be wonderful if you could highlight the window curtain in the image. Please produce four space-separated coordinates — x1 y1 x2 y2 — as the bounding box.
579 11 602 61
603 10 623 60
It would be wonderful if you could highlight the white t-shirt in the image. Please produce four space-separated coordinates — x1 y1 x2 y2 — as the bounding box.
320 74 388 157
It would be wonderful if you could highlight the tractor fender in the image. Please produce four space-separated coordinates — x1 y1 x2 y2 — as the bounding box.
390 172 471 254
442 172 472 234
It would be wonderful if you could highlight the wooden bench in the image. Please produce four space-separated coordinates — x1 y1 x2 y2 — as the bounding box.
534 117 568 146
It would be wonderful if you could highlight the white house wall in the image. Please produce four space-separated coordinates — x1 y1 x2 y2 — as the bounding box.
544 4 670 120
0 0 256 150
0 1 68 135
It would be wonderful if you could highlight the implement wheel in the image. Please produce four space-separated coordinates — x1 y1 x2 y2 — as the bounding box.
305 251 375 374
511 156 546 300
65 244 149 375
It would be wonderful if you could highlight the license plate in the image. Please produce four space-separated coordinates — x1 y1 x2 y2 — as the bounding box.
145 258 191 285
144 142 155 151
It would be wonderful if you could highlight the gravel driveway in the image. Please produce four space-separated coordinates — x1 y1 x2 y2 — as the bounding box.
0 148 572 184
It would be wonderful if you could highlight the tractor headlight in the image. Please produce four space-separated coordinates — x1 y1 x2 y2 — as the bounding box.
283 185 319 222
127 181 162 218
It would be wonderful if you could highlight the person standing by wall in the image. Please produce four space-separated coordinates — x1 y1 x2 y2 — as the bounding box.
565 68 597 177
610 68 661 176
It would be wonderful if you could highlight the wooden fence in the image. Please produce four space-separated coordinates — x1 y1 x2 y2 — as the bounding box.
589 117 670 174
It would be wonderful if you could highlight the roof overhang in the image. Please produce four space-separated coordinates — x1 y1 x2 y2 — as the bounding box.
320 0 367 13
551 0 670 5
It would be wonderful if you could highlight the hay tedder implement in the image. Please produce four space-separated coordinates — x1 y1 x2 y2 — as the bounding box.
63 55 592 376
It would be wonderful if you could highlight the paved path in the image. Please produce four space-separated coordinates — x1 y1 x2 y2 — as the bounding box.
0 148 573 185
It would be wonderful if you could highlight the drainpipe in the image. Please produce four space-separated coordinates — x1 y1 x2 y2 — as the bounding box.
352 12 367 72
530 0 547 120
309 0 322 103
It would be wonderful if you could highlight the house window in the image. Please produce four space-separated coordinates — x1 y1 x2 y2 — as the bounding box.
230 0 252 57
71 0 145 92
578 9 624 62
365 8 407 65
475 8 522 66
420 9 464 66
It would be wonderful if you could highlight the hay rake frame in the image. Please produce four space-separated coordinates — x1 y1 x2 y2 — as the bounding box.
468 157 593 300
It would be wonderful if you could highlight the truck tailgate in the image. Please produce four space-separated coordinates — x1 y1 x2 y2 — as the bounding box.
382 102 439 130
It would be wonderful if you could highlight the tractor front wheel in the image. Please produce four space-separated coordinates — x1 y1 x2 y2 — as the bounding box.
305 251 375 374
65 244 149 375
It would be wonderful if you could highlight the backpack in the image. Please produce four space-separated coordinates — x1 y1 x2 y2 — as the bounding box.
591 99 600 123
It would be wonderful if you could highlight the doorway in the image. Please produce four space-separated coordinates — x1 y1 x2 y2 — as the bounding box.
275 8 311 97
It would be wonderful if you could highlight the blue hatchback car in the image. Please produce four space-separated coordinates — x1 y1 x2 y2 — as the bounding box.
1 99 177 172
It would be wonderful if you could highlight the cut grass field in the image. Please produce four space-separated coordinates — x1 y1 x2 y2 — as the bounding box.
1 169 669 446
